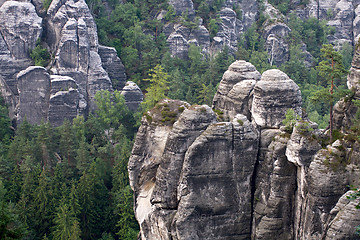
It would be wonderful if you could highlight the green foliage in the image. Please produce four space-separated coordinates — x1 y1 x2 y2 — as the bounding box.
30 41 51 67
208 18 219 38
282 109 300 133
141 64 169 111
0 179 26 239
313 44 348 142
268 0 291 14
0 93 12 145
42 0 52 11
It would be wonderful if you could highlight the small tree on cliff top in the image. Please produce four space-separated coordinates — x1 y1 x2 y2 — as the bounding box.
313 44 348 143
141 64 169 111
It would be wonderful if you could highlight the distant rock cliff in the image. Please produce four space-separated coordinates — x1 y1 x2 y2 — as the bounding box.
129 58 360 239
0 0 142 126
160 0 360 66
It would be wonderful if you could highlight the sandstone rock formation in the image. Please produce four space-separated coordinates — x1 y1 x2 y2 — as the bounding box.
17 66 50 125
0 0 133 126
251 69 302 128
130 59 360 239
121 81 144 111
212 60 261 121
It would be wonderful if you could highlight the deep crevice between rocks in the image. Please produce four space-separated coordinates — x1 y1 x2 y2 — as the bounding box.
249 125 261 238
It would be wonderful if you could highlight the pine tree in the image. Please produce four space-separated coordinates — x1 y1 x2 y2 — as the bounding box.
315 44 348 143
141 64 169 111
0 179 26 239
33 169 52 237
77 162 108 239
59 119 76 167
52 203 79 240
115 186 138 239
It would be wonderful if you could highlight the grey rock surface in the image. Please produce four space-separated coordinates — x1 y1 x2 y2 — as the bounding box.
121 81 143 111
251 69 302 128
0 1 42 60
253 134 297 240
98 45 127 90
223 0 258 30
130 58 360 240
173 115 258 239
264 23 291 66
17 66 50 124
213 7 243 53
48 75 82 127
324 191 360 240
48 0 113 112
0 0 42 116
166 24 210 58
212 60 261 121
168 0 195 19
0 0 127 125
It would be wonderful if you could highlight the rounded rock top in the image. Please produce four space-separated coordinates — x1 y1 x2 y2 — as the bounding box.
228 60 257 72
261 69 289 81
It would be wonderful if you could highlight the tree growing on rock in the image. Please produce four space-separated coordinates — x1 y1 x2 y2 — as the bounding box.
141 64 169 111
312 44 348 143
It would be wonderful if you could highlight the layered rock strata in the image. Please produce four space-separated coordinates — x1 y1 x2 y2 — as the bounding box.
130 59 360 239
0 0 132 126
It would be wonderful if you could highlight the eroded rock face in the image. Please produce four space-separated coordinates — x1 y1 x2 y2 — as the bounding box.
168 0 195 19
264 23 291 66
253 133 297 240
173 115 258 239
0 1 42 60
48 75 83 127
17 66 50 124
121 81 143 111
166 24 211 58
212 60 261 121
98 45 127 90
251 69 302 128
130 58 360 240
0 0 131 125
213 8 243 53
0 0 42 113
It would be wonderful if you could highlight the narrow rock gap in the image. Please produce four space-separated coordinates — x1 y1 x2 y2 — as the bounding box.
249 126 261 238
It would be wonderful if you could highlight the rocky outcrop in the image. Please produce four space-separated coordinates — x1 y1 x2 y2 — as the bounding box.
168 0 195 19
253 133 297 240
130 59 360 239
49 75 83 127
0 1 42 60
172 115 258 239
264 22 291 66
166 23 211 58
0 1 41 97
327 0 354 47
224 0 258 30
0 0 131 125
212 60 261 121
251 69 302 128
17 66 51 125
98 45 127 90
121 81 143 111
213 8 243 53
